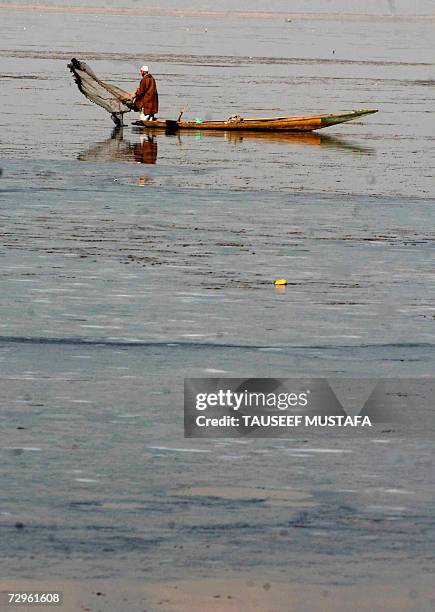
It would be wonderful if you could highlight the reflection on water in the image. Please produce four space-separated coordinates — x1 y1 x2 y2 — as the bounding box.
78 127 158 164
136 175 154 186
192 129 375 153
79 126 373 164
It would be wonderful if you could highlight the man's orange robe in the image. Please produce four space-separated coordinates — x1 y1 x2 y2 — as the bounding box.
133 74 159 115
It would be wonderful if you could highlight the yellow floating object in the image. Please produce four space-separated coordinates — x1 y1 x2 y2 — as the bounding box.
274 279 287 286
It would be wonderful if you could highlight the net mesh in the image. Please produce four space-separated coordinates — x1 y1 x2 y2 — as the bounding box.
68 58 133 125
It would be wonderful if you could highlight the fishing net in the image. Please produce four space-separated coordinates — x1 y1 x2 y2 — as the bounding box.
68 58 133 125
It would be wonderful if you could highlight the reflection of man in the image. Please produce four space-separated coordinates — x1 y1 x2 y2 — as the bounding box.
132 65 159 122
133 135 158 164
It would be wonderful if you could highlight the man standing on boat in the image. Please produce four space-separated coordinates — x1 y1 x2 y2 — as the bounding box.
131 65 159 121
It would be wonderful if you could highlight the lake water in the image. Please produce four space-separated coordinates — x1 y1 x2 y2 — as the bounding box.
1 2 435 610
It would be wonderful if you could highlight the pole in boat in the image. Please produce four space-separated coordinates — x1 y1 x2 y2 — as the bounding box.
177 106 187 122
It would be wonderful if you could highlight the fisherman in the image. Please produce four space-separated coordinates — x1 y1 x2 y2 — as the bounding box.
132 65 159 122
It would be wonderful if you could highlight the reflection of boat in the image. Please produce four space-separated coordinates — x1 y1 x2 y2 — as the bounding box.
133 109 377 132
79 125 374 163
78 127 157 164
134 127 374 154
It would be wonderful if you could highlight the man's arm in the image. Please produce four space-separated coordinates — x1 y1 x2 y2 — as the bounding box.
134 77 148 97
118 86 139 105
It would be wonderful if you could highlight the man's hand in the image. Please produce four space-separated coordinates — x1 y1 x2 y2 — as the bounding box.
119 94 136 109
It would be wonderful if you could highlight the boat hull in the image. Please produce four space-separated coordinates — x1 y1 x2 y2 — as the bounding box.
132 109 377 132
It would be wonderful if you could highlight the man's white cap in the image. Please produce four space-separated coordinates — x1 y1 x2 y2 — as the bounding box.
140 65 149 72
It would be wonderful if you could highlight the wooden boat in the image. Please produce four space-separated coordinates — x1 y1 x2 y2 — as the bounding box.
132 109 377 132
